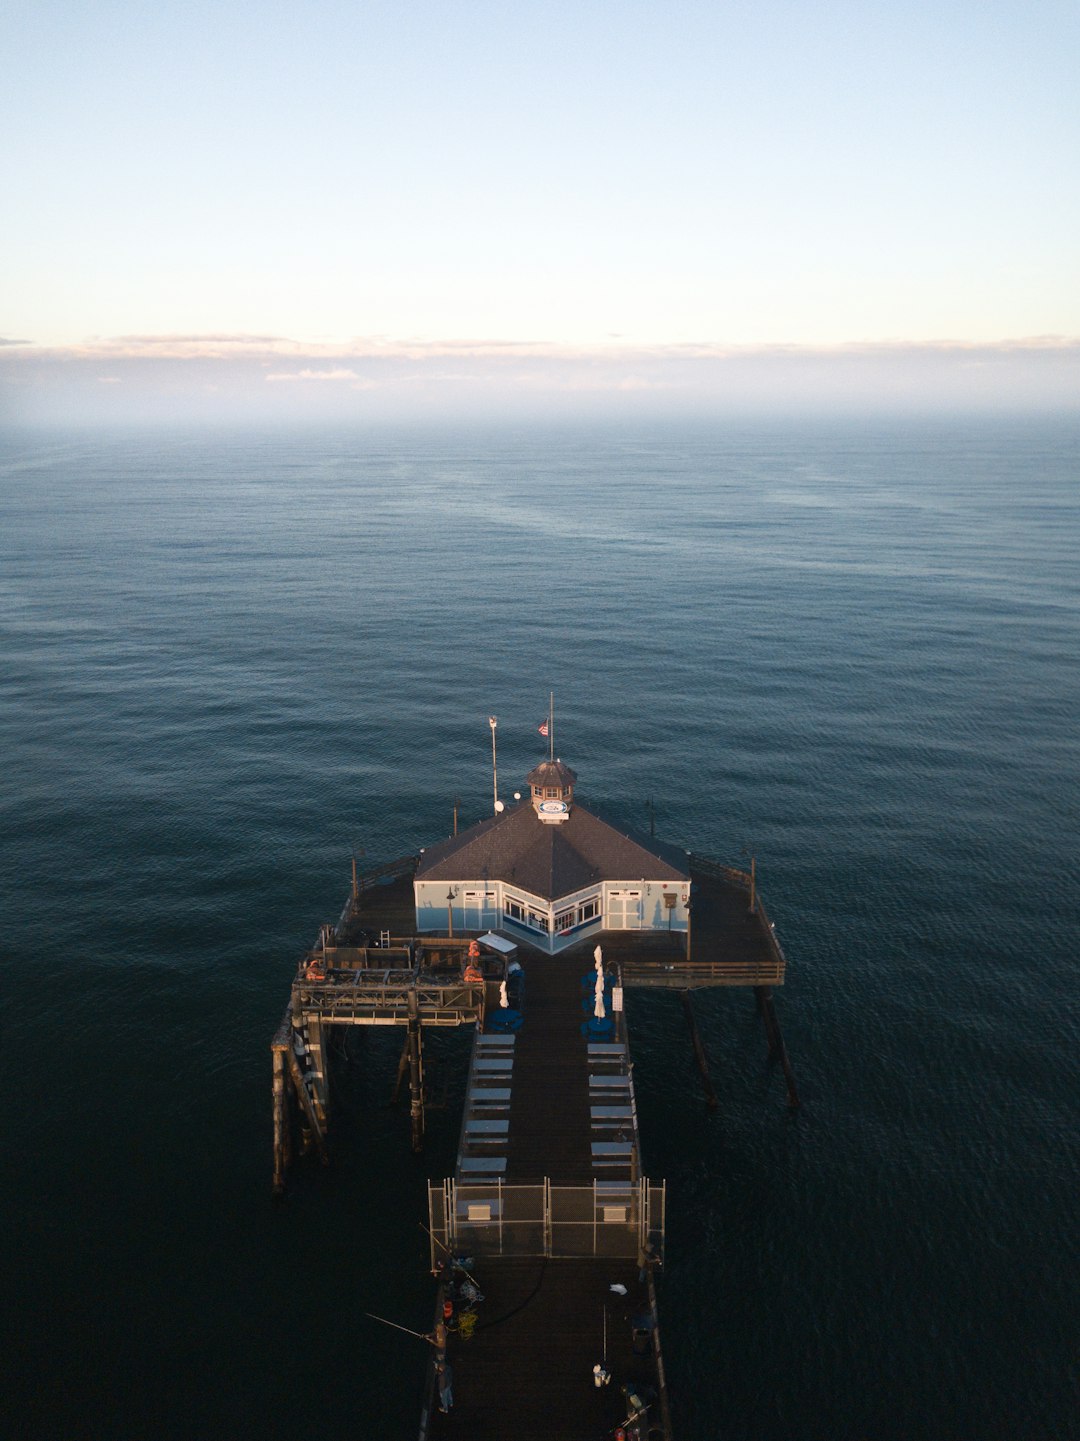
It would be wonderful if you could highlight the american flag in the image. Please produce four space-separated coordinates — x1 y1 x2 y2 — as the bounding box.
538 720 549 737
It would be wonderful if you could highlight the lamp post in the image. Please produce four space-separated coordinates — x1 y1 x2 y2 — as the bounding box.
446 887 457 938
489 715 498 814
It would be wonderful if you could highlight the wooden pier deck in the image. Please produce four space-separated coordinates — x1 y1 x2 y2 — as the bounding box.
336 857 786 990
424 1257 662 1441
503 954 595 1184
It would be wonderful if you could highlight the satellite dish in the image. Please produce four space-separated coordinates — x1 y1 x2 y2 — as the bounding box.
494 800 505 813
513 791 521 801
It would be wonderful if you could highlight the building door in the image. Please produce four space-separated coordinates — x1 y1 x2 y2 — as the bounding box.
463 890 496 929
607 890 642 929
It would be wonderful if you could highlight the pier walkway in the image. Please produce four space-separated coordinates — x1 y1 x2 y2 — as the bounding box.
423 940 668 1440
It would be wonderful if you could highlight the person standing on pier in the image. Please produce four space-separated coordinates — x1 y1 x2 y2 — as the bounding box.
506 958 524 1009
436 1360 454 1413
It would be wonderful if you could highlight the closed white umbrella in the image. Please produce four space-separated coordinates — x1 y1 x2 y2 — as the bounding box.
499 980 509 1009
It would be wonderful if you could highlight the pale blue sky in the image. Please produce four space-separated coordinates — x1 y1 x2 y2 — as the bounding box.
2 0 1078 417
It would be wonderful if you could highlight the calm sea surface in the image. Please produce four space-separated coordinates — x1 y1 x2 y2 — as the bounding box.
0 419 1077 1440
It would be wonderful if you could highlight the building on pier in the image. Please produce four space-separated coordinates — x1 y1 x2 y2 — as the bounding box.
413 759 691 952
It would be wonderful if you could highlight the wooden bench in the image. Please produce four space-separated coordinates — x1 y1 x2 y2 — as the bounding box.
464 1119 509 1136
469 1087 511 1106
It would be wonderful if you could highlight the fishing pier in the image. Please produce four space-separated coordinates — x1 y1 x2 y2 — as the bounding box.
269 758 796 1440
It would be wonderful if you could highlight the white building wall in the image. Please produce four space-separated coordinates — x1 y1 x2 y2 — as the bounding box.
415 873 688 948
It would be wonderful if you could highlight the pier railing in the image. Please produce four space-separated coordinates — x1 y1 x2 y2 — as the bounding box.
293 973 484 1027
619 955 784 987
355 853 420 891
334 853 419 931
684 853 789 985
427 1178 665 1262
689 854 753 889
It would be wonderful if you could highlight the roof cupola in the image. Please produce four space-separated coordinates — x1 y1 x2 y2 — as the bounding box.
525 759 577 824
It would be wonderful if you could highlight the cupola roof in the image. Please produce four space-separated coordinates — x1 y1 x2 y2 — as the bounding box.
525 758 578 788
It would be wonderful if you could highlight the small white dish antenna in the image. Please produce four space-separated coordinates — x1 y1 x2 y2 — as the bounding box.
494 799 505 812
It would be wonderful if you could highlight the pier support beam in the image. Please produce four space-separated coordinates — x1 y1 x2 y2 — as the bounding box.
304 1015 330 1129
272 1044 288 1195
271 1007 296 1194
283 1076 295 1172
754 986 800 1108
407 989 425 1152
392 1032 411 1104
286 1042 328 1164
680 990 719 1110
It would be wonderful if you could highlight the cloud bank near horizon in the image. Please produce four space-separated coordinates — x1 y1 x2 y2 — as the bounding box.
2 334 1079 426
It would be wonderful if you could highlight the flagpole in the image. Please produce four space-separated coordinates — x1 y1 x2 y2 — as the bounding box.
549 691 554 762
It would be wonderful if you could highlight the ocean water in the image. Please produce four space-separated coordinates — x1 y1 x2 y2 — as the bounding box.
0 418 1077 1440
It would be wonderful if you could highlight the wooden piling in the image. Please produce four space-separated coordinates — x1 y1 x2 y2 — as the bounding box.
681 990 719 1110
754 984 775 1055
756 986 800 1108
392 1032 411 1104
283 1077 295 1171
272 1044 287 1195
271 1007 295 1194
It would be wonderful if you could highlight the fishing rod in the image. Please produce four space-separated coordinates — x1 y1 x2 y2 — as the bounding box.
364 1310 436 1343
419 1221 482 1290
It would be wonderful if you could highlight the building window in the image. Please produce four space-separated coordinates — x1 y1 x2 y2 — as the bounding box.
579 898 599 924
555 908 575 933
505 895 548 932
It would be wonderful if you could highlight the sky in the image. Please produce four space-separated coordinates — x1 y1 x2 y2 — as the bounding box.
2 0 1079 421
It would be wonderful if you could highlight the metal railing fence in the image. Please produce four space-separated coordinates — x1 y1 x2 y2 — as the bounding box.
427 1177 665 1263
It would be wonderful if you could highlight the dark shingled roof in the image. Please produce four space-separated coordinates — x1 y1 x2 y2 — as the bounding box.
525 759 578 788
415 800 688 901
